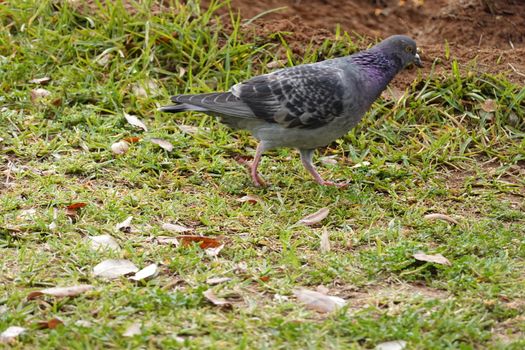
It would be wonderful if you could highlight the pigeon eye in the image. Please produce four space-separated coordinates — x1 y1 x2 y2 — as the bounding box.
405 46 413 53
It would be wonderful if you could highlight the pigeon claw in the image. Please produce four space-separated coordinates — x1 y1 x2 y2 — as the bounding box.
318 180 348 188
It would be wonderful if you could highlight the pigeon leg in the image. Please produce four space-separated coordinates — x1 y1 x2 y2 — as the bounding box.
250 143 266 187
299 149 347 187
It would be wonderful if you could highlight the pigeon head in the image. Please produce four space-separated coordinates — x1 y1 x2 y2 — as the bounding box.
375 35 422 68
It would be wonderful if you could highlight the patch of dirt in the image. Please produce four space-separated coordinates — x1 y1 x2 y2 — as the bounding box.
203 0 525 85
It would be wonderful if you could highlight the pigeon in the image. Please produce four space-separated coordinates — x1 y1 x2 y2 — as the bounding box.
160 35 422 186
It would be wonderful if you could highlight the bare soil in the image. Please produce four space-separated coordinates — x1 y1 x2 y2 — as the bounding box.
204 0 525 85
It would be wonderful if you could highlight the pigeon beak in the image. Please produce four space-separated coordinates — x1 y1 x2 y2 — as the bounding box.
414 53 423 67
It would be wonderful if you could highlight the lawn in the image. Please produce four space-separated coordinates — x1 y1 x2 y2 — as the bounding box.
1 0 524 349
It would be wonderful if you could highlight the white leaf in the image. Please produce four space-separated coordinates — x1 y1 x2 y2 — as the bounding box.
150 138 174 152
29 77 51 85
29 285 94 299
204 244 224 257
351 161 371 169
319 155 338 165
236 195 262 204
75 320 93 328
375 340 407 350
115 216 133 231
88 235 121 252
178 124 199 134
0 326 26 343
161 223 192 233
203 289 231 307
111 140 129 155
155 236 180 246
124 113 148 131
123 321 142 337
423 213 459 225
320 228 330 253
48 221 57 231
293 288 346 313
93 259 138 279
129 263 158 281
206 277 232 285
298 207 330 226
413 252 451 266
30 88 51 101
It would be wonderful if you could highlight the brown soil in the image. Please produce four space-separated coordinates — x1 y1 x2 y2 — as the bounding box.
204 0 525 85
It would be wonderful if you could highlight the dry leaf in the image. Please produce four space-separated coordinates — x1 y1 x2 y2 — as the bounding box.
351 161 371 169
178 235 223 249
122 136 140 143
93 259 139 279
178 124 199 134
29 77 51 85
206 277 232 285
30 88 51 102
36 318 63 329
203 289 231 307
111 140 129 155
129 263 158 281
423 213 459 225
132 79 159 98
204 244 224 257
155 236 180 246
293 288 346 313
115 216 133 232
65 202 87 217
18 208 37 220
320 228 330 253
150 138 174 152
124 113 148 131
266 59 286 69
480 99 497 112
74 320 92 328
413 252 451 266
237 194 261 204
161 223 192 233
123 321 142 337
319 155 338 165
88 235 121 251
27 285 94 300
298 207 330 226
0 326 26 344
376 340 407 350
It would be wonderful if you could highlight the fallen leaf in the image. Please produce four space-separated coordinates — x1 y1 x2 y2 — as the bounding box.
266 59 286 69
481 99 497 112
18 208 37 220
27 285 94 300
204 244 224 257
206 277 232 285
259 276 270 282
413 252 451 266
150 138 174 152
320 228 330 253
30 88 51 102
319 155 338 165
155 236 180 246
129 263 158 281
93 259 139 279
65 202 87 217
178 124 199 134
0 326 26 344
203 289 231 307
123 321 142 337
236 194 262 204
124 113 148 132
74 320 92 328
178 235 223 249
111 140 130 155
423 213 459 225
115 216 133 232
132 79 159 98
298 207 330 226
95 52 111 66
29 77 51 85
36 318 63 329
88 235 121 251
123 136 141 143
161 223 192 233
351 161 371 168
375 340 407 350
293 288 346 313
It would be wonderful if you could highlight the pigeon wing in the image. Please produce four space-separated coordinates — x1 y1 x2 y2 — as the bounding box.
233 64 346 129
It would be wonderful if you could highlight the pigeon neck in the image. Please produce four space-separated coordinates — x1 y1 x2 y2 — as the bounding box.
352 50 402 98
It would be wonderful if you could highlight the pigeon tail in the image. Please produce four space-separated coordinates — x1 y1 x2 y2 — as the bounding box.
157 104 208 113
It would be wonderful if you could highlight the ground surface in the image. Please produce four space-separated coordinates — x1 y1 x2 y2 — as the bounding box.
1 0 524 349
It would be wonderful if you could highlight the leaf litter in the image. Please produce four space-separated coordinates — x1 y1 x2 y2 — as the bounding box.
298 207 330 226
93 259 139 279
293 288 346 313
27 285 94 300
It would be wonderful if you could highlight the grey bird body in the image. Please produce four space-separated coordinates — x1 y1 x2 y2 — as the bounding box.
160 35 422 186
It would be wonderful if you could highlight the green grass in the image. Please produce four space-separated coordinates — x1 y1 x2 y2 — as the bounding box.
1 0 524 349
